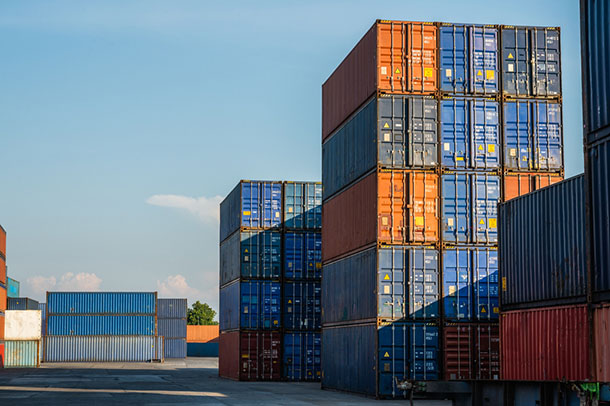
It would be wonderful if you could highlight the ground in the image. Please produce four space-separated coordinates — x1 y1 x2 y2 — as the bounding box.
0 358 452 405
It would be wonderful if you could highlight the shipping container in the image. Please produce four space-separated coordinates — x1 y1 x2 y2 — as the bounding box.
440 97 500 170
39 303 46 336
0 224 5 259
164 338 186 358
47 315 156 336
503 172 563 201
501 26 561 98
158 318 187 339
580 0 610 142
219 330 281 381
503 99 563 171
5 310 42 340
439 24 499 95
283 182 322 230
157 298 187 319
0 312 4 340
322 21 437 141
443 323 500 380
283 281 321 330
443 247 498 321
43 335 164 362
0 284 5 312
187 325 219 343
4 340 39 368
7 297 39 310
322 322 438 398
219 280 281 331
187 342 219 357
442 173 500 244
220 181 282 243
323 170 439 263
282 332 321 381
220 229 281 287
501 305 589 381
323 95 438 199
7 277 19 298
594 304 610 382
0 342 3 368
323 246 439 325
284 231 322 280
499 175 586 309
0 257 5 285
47 292 156 315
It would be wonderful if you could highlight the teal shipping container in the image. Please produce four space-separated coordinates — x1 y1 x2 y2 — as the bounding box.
7 277 19 298
4 340 40 368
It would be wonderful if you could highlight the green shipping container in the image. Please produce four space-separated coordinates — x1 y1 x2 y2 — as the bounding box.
4 340 40 368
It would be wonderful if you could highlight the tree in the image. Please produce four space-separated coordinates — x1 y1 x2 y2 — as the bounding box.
187 301 218 325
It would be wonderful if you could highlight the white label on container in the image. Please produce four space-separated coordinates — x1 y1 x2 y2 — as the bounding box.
381 66 387 75
510 148 517 157
445 69 452 77
383 133 391 142
384 286 390 294
447 218 454 227
508 63 515 72
444 143 450 151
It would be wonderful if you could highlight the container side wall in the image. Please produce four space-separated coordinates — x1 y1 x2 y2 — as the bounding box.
158 318 187 339
47 315 156 336
219 330 240 379
283 281 321 330
164 338 187 358
187 325 219 343
503 172 564 201
43 336 163 362
589 139 610 299
157 299 187 319
4 340 39 368
219 282 239 332
47 292 156 315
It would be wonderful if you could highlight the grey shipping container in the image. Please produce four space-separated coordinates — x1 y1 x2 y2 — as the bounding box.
157 299 187 319
581 0 610 143
158 318 187 339
322 95 438 200
499 175 587 309
39 303 47 336
8 297 39 310
164 338 187 358
43 335 164 362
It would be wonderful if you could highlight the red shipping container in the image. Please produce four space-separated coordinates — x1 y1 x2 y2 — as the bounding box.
322 20 437 142
0 342 3 368
219 331 281 381
501 305 590 381
594 304 610 382
443 323 500 380
503 172 564 201
322 170 438 263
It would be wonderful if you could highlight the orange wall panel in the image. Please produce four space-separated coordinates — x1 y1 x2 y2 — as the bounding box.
503 173 563 201
187 325 219 343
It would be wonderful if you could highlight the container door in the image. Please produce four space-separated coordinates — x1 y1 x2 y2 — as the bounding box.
378 22 408 93
471 26 499 94
439 24 468 93
443 248 472 320
443 324 473 380
442 173 469 243
472 174 500 243
259 230 281 279
441 98 469 169
408 23 437 93
259 332 281 380
304 183 322 229
503 100 531 170
378 96 406 167
473 248 499 321
409 97 438 167
261 182 282 228
261 282 281 330
378 171 405 243
240 231 258 278
305 232 322 279
408 248 439 319
378 247 406 320
502 27 531 97
474 324 500 380
284 232 301 279
532 101 563 170
241 182 259 228
284 182 303 229
532 28 561 97
472 99 500 169
240 281 258 329
408 172 439 243
240 332 259 379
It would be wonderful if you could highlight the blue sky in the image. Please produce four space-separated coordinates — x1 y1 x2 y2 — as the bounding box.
0 1 582 310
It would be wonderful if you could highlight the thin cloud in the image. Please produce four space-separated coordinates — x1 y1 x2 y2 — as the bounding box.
146 194 222 223
26 272 102 298
157 274 200 298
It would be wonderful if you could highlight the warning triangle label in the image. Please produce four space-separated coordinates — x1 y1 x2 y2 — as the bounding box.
244 249 248 253
478 145 484 151
477 70 483 76
508 52 514 59
383 122 390 128
395 68 401 74
479 219 485 225
481 307 487 313
384 352 390 358
288 300 292 304
384 274 390 280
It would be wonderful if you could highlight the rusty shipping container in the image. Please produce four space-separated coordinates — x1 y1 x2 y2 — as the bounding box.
501 305 590 381
322 20 437 141
443 323 500 380
503 172 563 201
593 304 610 382
219 330 281 381
0 257 5 286
322 170 439 263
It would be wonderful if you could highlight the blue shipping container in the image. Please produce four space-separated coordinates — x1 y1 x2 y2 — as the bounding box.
283 282 321 330
4 340 39 368
158 318 187 338
7 277 19 298
443 247 499 321
284 182 322 230
504 100 563 171
284 231 322 280
8 297 39 310
220 230 281 286
283 332 321 381
43 335 164 362
164 338 187 358
47 292 156 315
441 98 500 170
442 173 500 244
157 299 187 319
220 181 282 242
47 315 156 335
187 342 219 357
39 303 47 336
589 139 610 300
501 26 561 97
440 24 499 94
323 95 438 200
322 246 439 325
219 280 281 331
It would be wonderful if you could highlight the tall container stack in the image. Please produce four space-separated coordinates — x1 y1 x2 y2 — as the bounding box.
0 225 6 368
157 298 187 359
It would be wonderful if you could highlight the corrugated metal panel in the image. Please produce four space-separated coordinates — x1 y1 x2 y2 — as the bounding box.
439 24 499 94
282 332 321 381
47 315 156 336
158 318 186 339
283 282 321 330
283 182 322 230
503 172 564 201
4 340 39 368
219 331 281 381
8 297 39 310
0 225 5 259
0 285 6 312
43 335 164 362
499 175 586 309
7 277 19 298
5 310 42 340
594 304 610 382
187 342 218 357
581 0 610 141
164 338 186 358
443 323 500 380
0 313 4 341
219 281 281 331
47 292 156 315
39 303 47 336
0 342 3 367
219 331 239 379
156 299 187 319
186 325 219 343
501 305 590 381
0 257 4 286
284 231 322 280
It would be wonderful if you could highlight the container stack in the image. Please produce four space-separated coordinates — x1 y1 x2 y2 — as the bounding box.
7 277 19 298
4 310 42 368
8 297 39 310
43 292 163 362
219 180 321 381
0 225 6 368
157 298 187 359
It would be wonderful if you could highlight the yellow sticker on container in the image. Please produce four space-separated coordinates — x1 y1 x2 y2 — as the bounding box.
510 148 517 157
493 307 500 314
446 69 452 77
424 68 433 77
288 299 292 304
456 156 464 161
316 262 322 269
288 207 293 213
384 352 390 358
243 211 251 216
488 144 495 153
477 69 483 76
449 286 456 295
275 212 280 218
489 218 497 228
383 132 391 142
479 219 485 225
244 249 248 253
273 320 278 325
486 70 495 79
383 122 390 129
381 217 388 226
415 216 424 226
384 274 391 280
478 145 484 151
242 354 249 358
502 277 507 291
507 52 514 59
481 306 487 313
395 68 401 74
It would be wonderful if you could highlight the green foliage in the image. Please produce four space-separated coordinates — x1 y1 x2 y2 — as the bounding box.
187 301 218 325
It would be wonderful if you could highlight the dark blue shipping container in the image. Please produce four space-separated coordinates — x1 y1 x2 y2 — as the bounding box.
499 175 586 309
220 229 281 286
441 98 500 170
442 173 500 244
322 95 438 200
443 247 499 321
164 338 187 358
282 332 321 381
284 182 322 230
158 318 187 339
283 282 321 330
439 24 499 94
187 342 218 357
219 280 281 331
157 299 187 319
47 315 156 335
39 303 47 336
7 297 39 310
284 231 322 280
322 246 439 325
47 292 156 315
504 100 563 171
501 26 561 97
220 181 282 243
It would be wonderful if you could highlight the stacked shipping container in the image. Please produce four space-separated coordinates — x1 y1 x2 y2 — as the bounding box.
0 225 6 368
157 299 187 358
219 181 321 381
186 325 219 357
321 20 563 398
4 310 41 368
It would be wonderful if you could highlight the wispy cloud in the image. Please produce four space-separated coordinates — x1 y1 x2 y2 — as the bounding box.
26 272 102 297
146 194 222 223
157 274 200 298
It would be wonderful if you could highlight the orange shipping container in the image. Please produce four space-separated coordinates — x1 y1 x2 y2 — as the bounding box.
0 314 4 341
0 257 5 285
322 170 439 263
187 325 219 343
322 20 437 142
503 172 564 201
0 285 5 312
0 225 5 258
